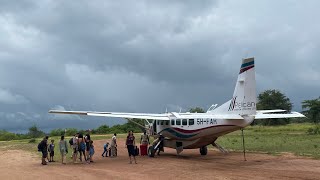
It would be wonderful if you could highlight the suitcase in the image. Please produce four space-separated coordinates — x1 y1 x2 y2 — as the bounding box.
108 148 111 157
140 144 148 156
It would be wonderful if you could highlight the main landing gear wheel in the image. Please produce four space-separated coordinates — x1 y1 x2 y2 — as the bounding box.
148 146 155 157
200 146 208 155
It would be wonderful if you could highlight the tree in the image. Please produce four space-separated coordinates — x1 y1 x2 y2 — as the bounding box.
123 119 144 133
50 128 65 136
96 125 110 134
28 125 45 138
189 107 205 113
256 89 293 125
302 97 320 124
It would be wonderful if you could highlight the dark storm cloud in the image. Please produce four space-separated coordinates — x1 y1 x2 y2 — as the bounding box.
0 0 319 131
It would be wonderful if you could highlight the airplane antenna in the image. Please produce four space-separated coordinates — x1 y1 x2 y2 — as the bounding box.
241 128 247 161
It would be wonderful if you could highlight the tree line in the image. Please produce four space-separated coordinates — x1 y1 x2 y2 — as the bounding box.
0 89 319 141
0 119 144 141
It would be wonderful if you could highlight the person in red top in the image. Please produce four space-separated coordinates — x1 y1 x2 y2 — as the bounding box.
125 130 137 164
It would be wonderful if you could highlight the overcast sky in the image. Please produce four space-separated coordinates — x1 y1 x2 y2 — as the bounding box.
0 0 319 132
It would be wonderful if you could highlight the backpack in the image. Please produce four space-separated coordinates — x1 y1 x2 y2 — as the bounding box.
37 142 42 151
69 138 73 145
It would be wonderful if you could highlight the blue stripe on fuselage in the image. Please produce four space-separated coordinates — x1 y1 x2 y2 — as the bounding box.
241 61 254 68
159 128 197 139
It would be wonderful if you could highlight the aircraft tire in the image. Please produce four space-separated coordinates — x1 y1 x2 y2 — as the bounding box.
148 146 155 157
200 146 208 156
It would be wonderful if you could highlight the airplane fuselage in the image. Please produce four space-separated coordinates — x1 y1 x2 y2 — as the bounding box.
153 116 254 149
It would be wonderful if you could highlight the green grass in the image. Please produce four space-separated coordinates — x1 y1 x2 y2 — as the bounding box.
1 124 320 160
216 123 320 158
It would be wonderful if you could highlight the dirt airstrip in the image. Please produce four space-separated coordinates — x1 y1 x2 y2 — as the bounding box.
0 139 320 180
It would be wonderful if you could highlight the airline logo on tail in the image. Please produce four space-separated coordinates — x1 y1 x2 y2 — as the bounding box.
228 96 256 111
228 96 237 111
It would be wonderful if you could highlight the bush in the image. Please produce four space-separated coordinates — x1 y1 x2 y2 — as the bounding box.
0 130 17 141
50 128 65 136
307 125 320 135
28 138 36 143
65 128 78 136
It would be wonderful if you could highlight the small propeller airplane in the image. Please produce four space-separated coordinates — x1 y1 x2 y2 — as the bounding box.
49 57 305 157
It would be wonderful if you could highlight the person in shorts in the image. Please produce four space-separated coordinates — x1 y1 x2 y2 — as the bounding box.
84 133 91 161
126 131 137 164
78 133 86 162
72 133 79 163
87 140 95 163
59 135 68 164
48 139 55 162
38 136 49 165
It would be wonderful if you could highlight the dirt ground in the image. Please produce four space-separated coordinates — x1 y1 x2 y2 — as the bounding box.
0 139 320 180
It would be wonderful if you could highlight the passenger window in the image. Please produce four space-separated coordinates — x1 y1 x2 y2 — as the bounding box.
176 119 181 125
160 121 164 125
182 119 187 126
189 119 194 125
165 121 169 125
157 120 159 125
171 120 175 125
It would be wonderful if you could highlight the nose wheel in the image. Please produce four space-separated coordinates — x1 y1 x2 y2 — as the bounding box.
200 146 208 155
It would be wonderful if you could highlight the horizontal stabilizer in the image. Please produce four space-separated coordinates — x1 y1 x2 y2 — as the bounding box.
256 110 287 114
254 111 305 119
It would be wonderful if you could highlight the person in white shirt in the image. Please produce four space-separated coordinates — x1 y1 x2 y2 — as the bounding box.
110 133 117 157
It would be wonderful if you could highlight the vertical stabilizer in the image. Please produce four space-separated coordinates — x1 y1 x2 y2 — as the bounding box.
229 57 256 115
210 58 256 115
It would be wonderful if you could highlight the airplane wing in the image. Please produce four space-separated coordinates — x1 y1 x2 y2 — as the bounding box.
254 111 305 119
49 110 171 120
48 110 245 120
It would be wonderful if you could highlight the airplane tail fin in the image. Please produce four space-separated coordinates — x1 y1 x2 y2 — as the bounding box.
210 57 256 115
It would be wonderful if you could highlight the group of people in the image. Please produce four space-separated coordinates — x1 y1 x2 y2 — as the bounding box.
38 133 95 165
69 132 95 164
38 131 153 165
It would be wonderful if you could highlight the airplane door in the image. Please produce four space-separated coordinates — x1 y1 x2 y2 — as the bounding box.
153 120 157 134
176 119 181 127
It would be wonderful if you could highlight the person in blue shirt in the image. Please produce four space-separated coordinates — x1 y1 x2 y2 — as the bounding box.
101 142 109 157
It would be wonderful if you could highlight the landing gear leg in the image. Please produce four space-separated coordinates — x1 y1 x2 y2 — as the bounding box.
148 146 155 157
200 146 208 155
212 142 229 154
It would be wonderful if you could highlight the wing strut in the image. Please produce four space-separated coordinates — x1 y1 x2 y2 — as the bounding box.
241 128 247 161
126 118 146 129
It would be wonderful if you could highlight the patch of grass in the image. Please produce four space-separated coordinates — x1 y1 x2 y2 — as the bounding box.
216 124 320 159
